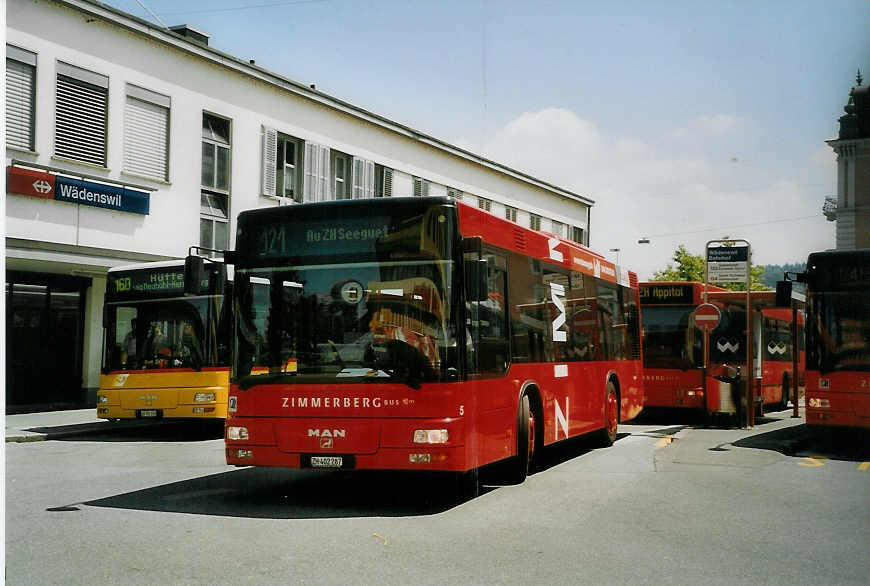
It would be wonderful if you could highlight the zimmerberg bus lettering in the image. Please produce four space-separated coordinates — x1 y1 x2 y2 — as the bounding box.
306 225 390 243
550 282 567 342
281 396 385 408
57 183 122 207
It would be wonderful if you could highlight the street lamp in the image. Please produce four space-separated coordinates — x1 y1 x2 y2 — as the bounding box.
638 237 650 244
609 248 621 264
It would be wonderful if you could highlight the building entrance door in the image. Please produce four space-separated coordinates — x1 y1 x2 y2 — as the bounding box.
6 272 90 412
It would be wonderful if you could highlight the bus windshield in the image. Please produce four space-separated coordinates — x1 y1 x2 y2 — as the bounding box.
104 296 223 370
233 199 460 388
807 292 870 373
641 306 702 369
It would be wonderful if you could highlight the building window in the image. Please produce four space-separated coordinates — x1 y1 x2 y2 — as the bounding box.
447 188 463 201
505 206 518 222
200 193 228 253
277 134 303 200
123 84 170 181
331 150 352 200
201 113 231 252
55 62 108 166
478 197 492 212
413 176 429 197
530 214 542 231
6 45 36 152
375 165 393 197
572 225 585 245
201 113 231 191
551 220 565 238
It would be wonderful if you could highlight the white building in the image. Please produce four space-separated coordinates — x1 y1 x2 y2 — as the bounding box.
825 72 870 250
5 0 594 411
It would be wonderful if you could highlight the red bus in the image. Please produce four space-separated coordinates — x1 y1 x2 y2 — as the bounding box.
639 282 726 410
801 249 870 428
706 291 804 416
639 283 803 421
221 196 643 483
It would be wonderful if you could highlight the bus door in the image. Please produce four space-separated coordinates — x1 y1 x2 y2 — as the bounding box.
464 247 510 463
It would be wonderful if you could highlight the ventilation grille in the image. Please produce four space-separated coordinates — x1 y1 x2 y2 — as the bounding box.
513 228 527 251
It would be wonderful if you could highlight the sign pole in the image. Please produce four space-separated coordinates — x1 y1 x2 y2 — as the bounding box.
706 239 752 428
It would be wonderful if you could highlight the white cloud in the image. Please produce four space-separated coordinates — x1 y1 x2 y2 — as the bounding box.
473 108 835 280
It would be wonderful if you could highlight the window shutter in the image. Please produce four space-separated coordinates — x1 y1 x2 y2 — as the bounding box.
352 157 364 199
364 160 375 199
303 141 317 202
318 145 330 202
383 168 393 197
6 58 35 151
123 96 169 180
261 126 277 196
352 157 376 199
55 68 108 166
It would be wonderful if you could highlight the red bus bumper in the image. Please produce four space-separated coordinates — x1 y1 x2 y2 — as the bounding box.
225 416 470 472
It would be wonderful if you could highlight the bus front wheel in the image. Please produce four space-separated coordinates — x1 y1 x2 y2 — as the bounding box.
507 393 535 484
596 382 619 447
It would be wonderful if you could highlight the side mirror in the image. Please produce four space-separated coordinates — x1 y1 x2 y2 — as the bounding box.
775 280 792 307
184 255 204 296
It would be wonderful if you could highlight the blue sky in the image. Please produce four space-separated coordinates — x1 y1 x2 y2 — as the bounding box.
108 0 869 278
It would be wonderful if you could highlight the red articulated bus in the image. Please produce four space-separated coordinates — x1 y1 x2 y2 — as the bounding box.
801 249 870 428
222 196 643 483
640 283 803 422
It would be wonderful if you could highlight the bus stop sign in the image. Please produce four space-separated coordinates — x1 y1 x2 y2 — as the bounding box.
693 303 721 331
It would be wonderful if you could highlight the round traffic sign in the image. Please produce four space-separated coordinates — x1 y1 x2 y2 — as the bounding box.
693 303 721 330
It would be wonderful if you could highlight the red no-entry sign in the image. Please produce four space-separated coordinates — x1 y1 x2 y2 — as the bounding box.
693 303 721 330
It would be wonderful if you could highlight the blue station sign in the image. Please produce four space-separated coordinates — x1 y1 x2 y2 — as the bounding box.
54 176 150 215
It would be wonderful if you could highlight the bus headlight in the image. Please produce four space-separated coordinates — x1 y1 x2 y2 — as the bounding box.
195 392 216 402
413 429 448 444
98 395 109 403
808 398 830 408
227 426 249 440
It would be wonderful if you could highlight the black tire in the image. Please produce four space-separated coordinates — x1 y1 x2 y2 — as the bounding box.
507 394 532 484
595 381 619 447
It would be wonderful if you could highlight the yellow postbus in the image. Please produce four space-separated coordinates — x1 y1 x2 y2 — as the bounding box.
98 259 231 420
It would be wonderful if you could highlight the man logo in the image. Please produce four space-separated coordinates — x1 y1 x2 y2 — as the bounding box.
716 338 740 353
308 428 345 449
767 341 788 355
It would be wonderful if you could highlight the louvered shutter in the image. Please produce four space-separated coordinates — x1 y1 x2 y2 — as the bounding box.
352 157 364 199
352 157 375 199
303 141 317 202
123 86 169 180
383 168 393 197
318 145 330 202
6 52 36 151
364 160 375 199
261 126 277 196
303 142 330 202
55 64 108 166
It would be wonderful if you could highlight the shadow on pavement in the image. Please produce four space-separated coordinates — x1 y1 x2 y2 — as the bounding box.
74 468 493 519
56 429 631 519
26 420 225 442
733 424 870 462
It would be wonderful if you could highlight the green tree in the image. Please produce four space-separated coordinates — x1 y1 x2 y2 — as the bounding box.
651 244 769 291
